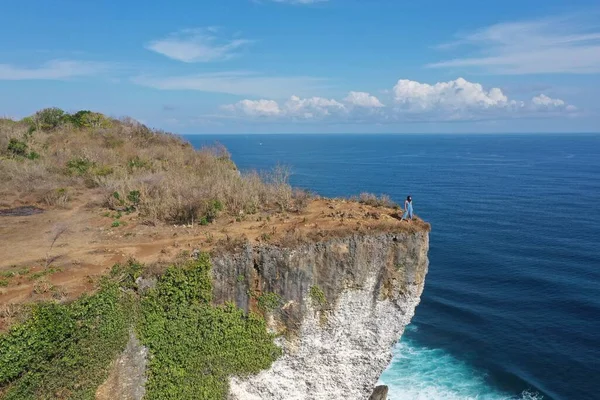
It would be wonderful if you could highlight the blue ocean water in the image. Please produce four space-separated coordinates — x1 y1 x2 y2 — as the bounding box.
187 134 600 400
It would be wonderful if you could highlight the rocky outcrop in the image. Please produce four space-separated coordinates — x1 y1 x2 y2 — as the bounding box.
369 385 389 400
212 230 430 400
96 332 148 400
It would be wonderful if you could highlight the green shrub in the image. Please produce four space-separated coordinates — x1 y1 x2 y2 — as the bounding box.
309 285 327 307
68 110 111 129
127 156 149 171
127 190 141 207
7 138 28 157
257 292 282 313
26 151 39 160
67 157 95 175
138 254 281 400
34 107 66 130
0 280 132 399
205 199 223 223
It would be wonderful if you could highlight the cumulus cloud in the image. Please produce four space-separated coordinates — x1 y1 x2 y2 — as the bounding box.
224 96 345 118
532 94 577 112
222 77 575 123
428 15 600 74
392 78 522 117
344 91 384 108
146 28 252 63
223 99 282 117
0 60 110 80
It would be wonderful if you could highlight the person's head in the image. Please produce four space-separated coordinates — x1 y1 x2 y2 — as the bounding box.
407 195 412 202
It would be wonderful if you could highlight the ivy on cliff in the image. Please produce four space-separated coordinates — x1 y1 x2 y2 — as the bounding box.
138 253 282 400
0 254 280 400
0 280 132 399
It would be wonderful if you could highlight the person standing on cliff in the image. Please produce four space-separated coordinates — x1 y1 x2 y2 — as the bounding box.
401 196 413 221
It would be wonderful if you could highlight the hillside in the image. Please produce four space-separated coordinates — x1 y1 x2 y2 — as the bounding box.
0 108 428 310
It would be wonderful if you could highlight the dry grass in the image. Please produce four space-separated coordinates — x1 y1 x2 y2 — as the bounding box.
355 192 397 208
0 111 309 223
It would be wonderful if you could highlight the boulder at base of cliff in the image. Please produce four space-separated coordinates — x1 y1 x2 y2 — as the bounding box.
369 385 389 400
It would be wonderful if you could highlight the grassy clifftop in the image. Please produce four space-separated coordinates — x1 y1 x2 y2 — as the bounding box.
0 108 306 223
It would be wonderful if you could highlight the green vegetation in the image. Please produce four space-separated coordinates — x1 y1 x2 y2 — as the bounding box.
0 268 30 279
66 157 95 175
0 255 281 400
28 267 61 281
257 292 282 313
7 139 27 157
0 280 132 399
138 254 281 400
309 285 327 307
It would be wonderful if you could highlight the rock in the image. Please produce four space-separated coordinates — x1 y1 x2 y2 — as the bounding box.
215 231 430 400
191 248 201 260
369 385 389 400
135 276 156 293
96 332 148 400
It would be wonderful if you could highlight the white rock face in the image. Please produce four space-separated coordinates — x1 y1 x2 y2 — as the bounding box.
225 233 429 400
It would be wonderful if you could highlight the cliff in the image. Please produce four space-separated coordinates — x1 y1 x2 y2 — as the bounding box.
213 230 430 399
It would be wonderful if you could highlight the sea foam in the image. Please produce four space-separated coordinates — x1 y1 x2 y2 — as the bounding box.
379 333 543 400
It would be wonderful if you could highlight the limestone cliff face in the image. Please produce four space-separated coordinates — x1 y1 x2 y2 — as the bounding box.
212 230 430 400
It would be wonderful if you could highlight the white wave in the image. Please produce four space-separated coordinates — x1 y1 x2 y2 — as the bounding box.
379 338 543 400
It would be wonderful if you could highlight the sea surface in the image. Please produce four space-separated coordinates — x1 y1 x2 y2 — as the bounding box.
187 134 600 400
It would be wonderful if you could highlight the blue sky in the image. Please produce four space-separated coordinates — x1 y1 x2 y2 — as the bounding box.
1 0 599 133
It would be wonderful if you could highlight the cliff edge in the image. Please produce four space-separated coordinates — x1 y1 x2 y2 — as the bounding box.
213 230 429 399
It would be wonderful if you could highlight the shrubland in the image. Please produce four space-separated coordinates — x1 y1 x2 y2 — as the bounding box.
0 108 307 223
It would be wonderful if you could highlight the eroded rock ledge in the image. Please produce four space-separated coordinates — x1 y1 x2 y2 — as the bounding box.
212 230 430 400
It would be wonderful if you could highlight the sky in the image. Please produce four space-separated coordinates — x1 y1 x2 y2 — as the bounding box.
1 0 599 134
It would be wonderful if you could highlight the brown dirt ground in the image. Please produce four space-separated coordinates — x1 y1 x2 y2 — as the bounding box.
0 191 429 325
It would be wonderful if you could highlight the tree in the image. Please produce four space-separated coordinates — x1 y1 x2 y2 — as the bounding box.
33 108 66 130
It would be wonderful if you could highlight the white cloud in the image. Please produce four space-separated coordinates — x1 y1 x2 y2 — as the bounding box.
223 99 282 117
222 78 575 122
428 15 600 74
284 96 345 118
132 71 327 98
146 28 252 62
393 77 515 111
0 60 110 80
532 94 577 112
224 95 345 118
344 91 384 108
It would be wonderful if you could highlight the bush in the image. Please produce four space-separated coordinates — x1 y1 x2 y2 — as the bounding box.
357 192 396 208
257 292 282 313
68 110 111 128
66 157 95 175
138 255 281 399
33 107 66 130
7 138 28 157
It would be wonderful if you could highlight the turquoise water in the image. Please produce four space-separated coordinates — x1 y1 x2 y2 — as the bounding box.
188 134 600 400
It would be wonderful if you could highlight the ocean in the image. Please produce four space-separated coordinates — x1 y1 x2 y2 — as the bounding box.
187 134 600 400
